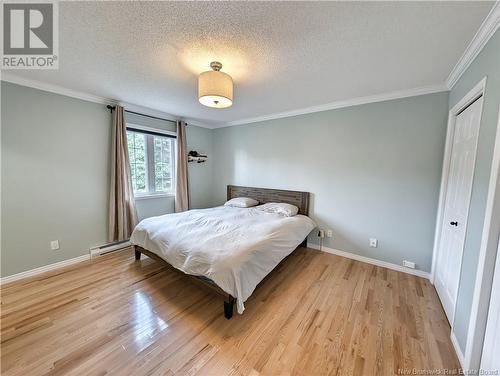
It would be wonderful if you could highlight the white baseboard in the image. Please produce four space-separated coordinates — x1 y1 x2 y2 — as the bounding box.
308 243 430 279
450 331 466 369
0 254 90 285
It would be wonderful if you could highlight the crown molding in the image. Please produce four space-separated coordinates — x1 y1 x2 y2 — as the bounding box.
446 1 500 89
0 73 448 130
1 3 496 129
185 118 217 129
1 71 114 105
0 72 213 128
218 83 449 128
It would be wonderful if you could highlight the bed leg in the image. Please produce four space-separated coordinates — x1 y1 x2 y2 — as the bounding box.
224 298 234 319
135 248 141 260
300 238 308 248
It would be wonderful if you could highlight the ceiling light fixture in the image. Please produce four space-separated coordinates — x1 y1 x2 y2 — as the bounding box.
198 61 233 108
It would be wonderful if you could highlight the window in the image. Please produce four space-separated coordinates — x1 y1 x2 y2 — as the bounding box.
126 128 176 197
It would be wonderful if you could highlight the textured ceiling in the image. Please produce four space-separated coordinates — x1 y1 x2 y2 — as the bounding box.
3 1 494 127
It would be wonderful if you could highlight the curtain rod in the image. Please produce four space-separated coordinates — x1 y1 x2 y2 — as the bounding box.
106 105 178 124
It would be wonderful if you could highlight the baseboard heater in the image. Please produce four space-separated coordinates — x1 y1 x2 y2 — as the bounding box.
90 240 132 258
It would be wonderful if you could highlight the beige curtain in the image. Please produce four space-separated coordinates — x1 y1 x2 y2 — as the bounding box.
109 105 138 241
175 120 190 212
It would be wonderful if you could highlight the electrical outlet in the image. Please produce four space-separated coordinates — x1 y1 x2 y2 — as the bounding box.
369 238 378 248
318 230 325 238
50 240 60 251
403 260 415 269
326 230 333 238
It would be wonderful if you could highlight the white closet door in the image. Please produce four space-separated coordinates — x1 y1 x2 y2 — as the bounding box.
435 96 483 323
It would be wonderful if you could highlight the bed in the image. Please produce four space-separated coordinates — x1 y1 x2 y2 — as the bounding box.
131 185 315 319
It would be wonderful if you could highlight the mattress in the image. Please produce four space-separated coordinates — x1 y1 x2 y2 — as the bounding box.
130 206 316 313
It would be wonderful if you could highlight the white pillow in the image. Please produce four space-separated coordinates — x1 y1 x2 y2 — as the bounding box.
224 197 259 208
256 202 299 217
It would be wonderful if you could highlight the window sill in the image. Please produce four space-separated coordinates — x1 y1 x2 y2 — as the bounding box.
134 193 175 201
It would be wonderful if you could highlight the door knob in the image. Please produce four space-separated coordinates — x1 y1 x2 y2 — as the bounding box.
450 221 458 226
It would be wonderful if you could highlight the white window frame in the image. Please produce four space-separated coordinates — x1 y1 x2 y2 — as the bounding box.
126 123 176 199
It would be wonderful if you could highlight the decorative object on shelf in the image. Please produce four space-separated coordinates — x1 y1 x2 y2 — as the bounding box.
188 150 208 163
198 61 233 108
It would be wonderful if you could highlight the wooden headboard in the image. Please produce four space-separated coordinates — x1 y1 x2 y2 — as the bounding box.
227 185 310 216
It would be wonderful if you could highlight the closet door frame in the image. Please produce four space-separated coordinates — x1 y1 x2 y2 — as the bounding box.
465 103 500 371
430 77 490 370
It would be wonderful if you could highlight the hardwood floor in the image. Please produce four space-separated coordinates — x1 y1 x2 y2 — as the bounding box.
1 248 459 376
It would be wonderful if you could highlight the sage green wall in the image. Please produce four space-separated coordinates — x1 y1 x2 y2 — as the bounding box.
1 82 111 276
211 92 449 273
448 29 500 353
0 81 212 277
186 125 214 209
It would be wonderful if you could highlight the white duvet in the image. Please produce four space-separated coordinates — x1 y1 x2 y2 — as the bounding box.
130 206 316 313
